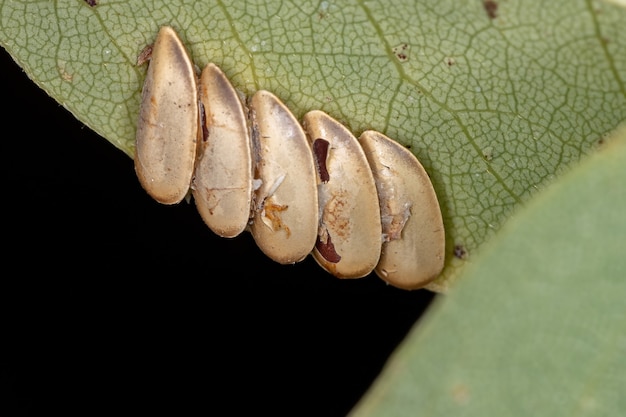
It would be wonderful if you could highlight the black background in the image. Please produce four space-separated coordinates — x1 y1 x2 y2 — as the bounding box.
1 46 438 416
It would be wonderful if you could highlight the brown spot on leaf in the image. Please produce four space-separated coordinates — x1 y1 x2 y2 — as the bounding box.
392 43 410 62
483 0 498 19
454 244 468 260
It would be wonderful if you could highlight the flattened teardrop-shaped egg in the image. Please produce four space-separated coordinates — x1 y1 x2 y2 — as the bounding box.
192 63 252 238
134 26 198 205
302 110 382 278
248 90 319 264
358 130 445 289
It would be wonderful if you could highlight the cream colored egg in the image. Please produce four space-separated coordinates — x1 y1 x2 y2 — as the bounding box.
192 63 252 238
134 26 198 205
302 110 382 278
358 130 445 289
248 90 319 264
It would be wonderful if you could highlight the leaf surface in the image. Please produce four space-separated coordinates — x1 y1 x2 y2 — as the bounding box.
1 0 625 287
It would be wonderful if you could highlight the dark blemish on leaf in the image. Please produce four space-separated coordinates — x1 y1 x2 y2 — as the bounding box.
454 244 468 260
316 234 341 263
318 2 330 19
482 146 494 161
313 139 330 183
445 57 456 67
136 44 153 66
483 0 498 19
392 43 410 63
84 0 97 6
596 132 612 147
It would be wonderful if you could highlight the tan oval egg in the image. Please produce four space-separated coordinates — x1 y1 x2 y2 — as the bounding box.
134 26 198 205
302 111 382 278
191 63 252 238
358 130 445 289
248 90 319 264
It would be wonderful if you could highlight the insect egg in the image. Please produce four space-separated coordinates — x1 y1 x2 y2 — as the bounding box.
248 90 319 264
134 26 198 205
133 27 446 287
359 130 445 289
302 110 382 278
192 63 253 238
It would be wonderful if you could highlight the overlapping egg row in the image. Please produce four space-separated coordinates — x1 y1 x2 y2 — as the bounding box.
135 26 445 290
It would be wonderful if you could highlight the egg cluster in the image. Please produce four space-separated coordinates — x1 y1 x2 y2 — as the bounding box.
135 26 445 290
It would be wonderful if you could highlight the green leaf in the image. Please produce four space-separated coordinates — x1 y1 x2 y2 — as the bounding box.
350 124 626 416
1 0 625 288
